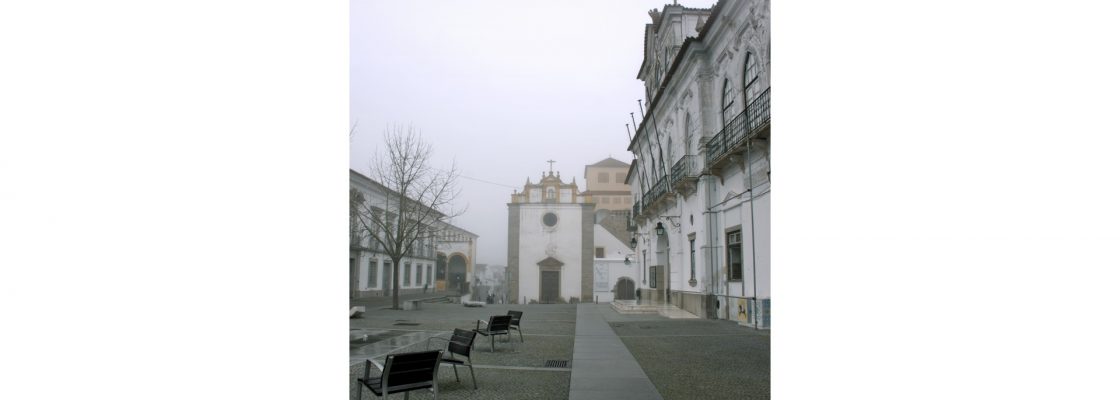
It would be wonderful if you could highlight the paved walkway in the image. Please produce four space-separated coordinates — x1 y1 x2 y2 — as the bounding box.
569 304 663 400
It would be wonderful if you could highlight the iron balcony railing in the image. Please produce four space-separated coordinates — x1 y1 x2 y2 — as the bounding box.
670 154 700 185
632 200 641 218
706 87 770 165
642 176 669 209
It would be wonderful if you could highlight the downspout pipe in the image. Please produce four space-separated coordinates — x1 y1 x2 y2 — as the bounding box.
746 137 759 328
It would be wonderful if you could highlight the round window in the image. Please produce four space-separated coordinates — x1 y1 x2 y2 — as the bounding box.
542 212 558 227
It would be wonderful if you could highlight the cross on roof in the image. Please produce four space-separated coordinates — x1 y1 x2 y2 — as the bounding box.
547 159 556 173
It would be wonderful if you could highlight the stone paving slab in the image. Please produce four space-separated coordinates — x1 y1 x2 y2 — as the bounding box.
350 363 570 400
609 316 771 400
350 302 769 399
569 304 662 400
350 303 576 338
351 303 576 399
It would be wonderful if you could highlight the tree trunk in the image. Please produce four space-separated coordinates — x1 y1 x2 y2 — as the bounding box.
392 258 401 309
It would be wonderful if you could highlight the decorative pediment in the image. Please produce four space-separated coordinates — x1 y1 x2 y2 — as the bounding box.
537 256 564 271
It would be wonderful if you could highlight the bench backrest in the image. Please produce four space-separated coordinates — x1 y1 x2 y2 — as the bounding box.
507 310 523 327
485 315 513 332
448 328 476 358
382 350 442 392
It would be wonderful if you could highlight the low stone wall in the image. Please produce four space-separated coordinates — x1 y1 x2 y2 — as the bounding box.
675 291 706 318
355 287 436 298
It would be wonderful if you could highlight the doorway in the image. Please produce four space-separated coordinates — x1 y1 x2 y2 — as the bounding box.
449 254 467 294
615 277 636 300
540 271 560 304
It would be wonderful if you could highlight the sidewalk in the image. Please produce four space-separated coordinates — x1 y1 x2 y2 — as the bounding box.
569 304 662 400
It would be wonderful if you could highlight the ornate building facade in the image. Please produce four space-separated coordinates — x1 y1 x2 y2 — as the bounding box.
507 167 595 304
627 0 770 328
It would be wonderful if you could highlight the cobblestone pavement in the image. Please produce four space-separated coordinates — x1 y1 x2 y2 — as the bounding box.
349 302 769 399
602 305 771 400
350 303 576 400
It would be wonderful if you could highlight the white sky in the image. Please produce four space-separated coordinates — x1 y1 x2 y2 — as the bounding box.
350 0 691 265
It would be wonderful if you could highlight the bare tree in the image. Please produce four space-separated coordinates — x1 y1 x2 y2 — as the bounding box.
351 124 461 309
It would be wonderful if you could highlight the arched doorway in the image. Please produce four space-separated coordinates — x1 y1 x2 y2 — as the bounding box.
449 254 467 295
654 229 670 304
435 253 447 291
615 277 636 300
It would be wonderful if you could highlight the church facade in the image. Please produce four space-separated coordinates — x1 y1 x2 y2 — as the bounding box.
507 169 594 304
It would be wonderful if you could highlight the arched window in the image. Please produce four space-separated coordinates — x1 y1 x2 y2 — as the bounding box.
721 78 734 125
743 52 760 104
546 187 556 200
684 112 693 156
666 135 673 164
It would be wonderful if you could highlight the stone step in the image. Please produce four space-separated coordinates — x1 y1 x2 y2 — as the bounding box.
658 307 700 319
610 300 699 318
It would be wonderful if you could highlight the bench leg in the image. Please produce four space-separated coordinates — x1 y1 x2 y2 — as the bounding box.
491 335 495 352
452 364 459 382
468 364 477 389
518 329 523 342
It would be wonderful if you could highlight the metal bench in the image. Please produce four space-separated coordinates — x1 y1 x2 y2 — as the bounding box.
427 328 479 389
507 310 524 342
473 315 513 352
356 350 443 400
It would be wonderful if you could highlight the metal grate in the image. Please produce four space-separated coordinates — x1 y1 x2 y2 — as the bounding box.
544 360 569 368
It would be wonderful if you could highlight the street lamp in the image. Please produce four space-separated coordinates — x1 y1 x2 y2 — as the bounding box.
655 222 665 236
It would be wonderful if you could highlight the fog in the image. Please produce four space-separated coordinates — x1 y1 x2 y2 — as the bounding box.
350 0 681 265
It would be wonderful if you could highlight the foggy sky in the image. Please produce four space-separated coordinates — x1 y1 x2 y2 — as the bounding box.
350 0 683 265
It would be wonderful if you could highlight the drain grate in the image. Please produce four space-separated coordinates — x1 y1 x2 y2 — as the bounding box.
393 322 420 326
544 360 569 368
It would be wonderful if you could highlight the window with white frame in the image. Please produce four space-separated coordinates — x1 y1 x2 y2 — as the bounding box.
727 230 743 281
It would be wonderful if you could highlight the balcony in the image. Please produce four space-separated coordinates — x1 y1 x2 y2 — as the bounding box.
632 200 644 224
641 176 671 213
705 87 770 173
670 154 701 196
